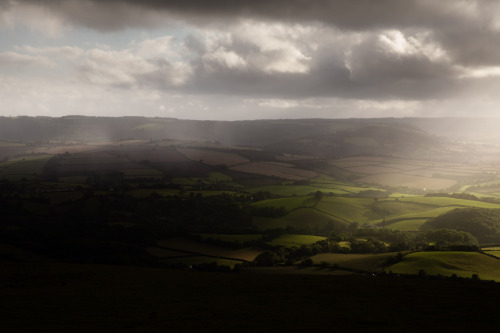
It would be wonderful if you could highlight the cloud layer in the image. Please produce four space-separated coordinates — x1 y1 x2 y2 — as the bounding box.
1 0 500 119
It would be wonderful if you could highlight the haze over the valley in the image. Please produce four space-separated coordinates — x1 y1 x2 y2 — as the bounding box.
2 1 500 120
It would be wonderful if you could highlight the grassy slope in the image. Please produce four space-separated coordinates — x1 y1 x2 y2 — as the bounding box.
253 207 347 230
252 194 500 231
388 251 500 281
4 261 500 332
311 253 397 272
266 234 326 247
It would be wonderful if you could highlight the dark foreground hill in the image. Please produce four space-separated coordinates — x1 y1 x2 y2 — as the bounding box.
2 261 500 333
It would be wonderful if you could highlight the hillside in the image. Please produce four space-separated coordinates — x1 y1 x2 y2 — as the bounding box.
421 208 500 243
0 117 448 159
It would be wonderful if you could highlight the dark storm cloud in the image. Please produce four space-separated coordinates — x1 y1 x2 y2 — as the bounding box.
16 0 500 68
16 0 478 30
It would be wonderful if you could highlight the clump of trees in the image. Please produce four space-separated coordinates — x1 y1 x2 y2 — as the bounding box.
421 207 500 243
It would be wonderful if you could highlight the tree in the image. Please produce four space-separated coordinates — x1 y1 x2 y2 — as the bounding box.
315 190 324 201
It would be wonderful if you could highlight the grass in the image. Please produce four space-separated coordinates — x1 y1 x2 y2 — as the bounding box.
207 172 233 182
310 253 397 272
398 196 500 209
253 207 347 231
120 168 163 179
247 185 351 196
266 234 326 247
388 251 500 281
127 189 180 198
385 219 429 231
315 197 375 223
0 155 52 181
251 195 316 211
160 256 244 268
7 261 500 332
199 234 263 243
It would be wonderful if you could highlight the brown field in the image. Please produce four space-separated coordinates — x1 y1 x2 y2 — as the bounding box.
381 163 424 171
157 237 263 262
403 169 472 178
333 156 387 163
178 148 249 166
230 162 318 180
355 173 456 190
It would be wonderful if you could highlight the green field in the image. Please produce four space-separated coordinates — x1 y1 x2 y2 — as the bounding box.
250 191 500 232
248 185 351 196
310 253 397 272
267 234 326 247
199 234 263 243
385 219 428 231
251 195 317 211
160 256 244 268
388 251 500 281
0 155 52 181
315 197 375 223
253 207 347 231
398 196 500 209
127 189 180 198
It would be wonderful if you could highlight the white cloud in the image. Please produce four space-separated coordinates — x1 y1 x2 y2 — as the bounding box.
0 51 54 67
0 1 68 38
18 45 84 59
202 47 247 70
459 66 500 78
378 30 448 62
78 38 193 88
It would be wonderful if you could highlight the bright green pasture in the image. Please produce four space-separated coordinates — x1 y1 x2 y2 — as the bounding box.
267 234 326 247
466 192 500 199
388 251 500 281
375 200 434 217
378 206 458 225
199 234 263 243
385 219 428 231
315 197 375 223
389 192 420 198
311 253 397 272
482 246 500 251
398 196 500 209
248 185 351 196
484 251 500 259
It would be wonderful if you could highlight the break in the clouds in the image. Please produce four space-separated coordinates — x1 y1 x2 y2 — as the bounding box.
1 0 500 119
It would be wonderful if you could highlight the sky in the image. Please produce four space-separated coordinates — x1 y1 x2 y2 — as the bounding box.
2 0 500 120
